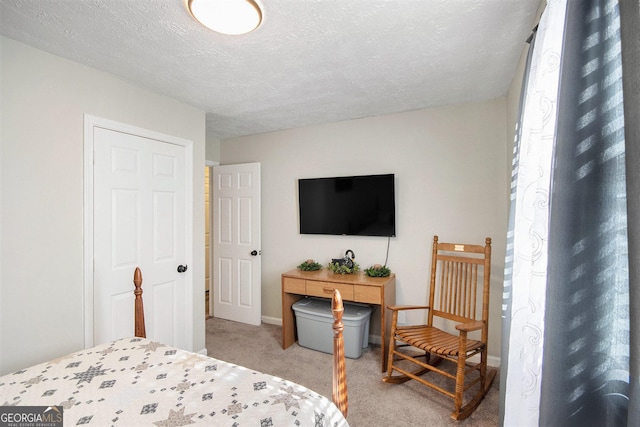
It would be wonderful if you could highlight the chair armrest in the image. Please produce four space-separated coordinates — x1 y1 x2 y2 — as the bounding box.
456 320 484 332
387 305 430 311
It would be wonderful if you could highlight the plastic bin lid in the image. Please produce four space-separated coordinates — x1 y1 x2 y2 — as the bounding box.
292 297 372 320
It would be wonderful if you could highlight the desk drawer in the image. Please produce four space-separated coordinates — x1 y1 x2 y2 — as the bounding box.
354 285 382 304
306 281 354 300
283 277 306 294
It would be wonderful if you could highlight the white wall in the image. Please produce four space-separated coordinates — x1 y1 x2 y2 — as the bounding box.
221 99 509 359
0 36 206 375
206 133 221 163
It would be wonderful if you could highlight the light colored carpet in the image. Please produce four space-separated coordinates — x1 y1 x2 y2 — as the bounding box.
205 317 499 426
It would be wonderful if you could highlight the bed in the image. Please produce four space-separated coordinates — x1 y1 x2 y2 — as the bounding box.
0 268 349 426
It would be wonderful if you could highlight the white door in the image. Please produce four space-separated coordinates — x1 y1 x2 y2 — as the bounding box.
213 163 261 326
90 120 192 349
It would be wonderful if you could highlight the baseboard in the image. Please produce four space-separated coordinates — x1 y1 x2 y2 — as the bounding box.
368 333 382 346
261 316 282 326
462 353 501 367
487 355 501 368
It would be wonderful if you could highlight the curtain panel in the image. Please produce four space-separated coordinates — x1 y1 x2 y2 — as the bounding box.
501 1 567 425
540 0 630 425
619 0 640 422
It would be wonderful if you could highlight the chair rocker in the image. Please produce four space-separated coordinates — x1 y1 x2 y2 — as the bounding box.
383 235 496 420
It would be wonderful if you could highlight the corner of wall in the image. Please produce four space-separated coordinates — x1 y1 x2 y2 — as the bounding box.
206 133 221 163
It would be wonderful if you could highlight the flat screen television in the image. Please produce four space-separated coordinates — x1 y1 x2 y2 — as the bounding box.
298 173 396 237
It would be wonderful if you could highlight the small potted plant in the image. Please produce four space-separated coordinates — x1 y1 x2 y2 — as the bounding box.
297 259 322 271
364 264 391 277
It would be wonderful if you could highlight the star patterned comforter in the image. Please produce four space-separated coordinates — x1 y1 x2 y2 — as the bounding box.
0 337 349 426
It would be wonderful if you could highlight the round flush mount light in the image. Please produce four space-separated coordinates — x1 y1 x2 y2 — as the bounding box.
188 0 262 35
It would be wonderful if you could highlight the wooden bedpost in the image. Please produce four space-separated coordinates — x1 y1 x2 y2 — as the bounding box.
133 267 146 338
332 289 348 418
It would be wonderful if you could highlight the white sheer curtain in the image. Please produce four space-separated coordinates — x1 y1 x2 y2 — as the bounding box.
501 0 566 425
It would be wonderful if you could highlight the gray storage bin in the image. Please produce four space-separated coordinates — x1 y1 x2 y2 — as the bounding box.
292 297 372 359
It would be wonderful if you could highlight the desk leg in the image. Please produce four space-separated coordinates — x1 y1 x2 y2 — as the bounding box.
380 306 387 372
282 291 304 349
380 277 396 372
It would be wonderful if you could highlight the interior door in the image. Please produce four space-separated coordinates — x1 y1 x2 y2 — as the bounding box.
92 124 191 348
213 163 261 326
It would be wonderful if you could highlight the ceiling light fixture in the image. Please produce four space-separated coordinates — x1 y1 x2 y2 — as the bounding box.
188 0 262 35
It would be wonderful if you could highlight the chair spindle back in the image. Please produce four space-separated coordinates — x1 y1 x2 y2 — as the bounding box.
428 237 492 337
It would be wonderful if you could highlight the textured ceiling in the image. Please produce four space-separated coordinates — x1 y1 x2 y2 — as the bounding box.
0 0 540 140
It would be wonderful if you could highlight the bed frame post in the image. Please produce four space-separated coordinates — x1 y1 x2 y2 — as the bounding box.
332 289 348 418
133 267 146 338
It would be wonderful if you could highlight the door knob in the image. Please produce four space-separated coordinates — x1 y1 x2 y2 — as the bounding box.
250 250 258 256
177 264 188 273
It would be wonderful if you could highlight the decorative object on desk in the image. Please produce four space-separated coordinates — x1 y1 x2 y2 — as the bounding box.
297 259 323 271
329 249 358 274
331 249 355 268
328 261 359 274
364 264 391 277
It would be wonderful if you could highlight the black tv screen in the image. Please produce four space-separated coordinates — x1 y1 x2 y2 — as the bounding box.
298 174 396 237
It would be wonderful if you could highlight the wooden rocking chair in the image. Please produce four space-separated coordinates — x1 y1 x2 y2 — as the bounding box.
383 236 496 420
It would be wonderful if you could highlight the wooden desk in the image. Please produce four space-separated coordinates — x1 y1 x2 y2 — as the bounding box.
281 268 396 372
